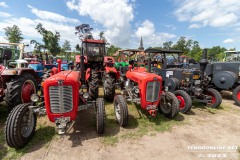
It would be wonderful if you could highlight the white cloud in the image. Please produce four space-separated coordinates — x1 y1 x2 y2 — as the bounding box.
174 0 240 28
135 20 176 48
223 38 234 43
66 0 134 47
0 11 11 17
0 2 8 8
188 24 201 29
165 24 177 30
27 5 80 23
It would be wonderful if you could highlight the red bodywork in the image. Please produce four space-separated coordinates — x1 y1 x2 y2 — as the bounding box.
43 70 80 122
126 70 163 115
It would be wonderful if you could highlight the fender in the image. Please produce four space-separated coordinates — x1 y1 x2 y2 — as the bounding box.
85 68 91 81
105 66 117 74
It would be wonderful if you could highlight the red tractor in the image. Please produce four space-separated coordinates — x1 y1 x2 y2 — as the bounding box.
0 43 38 110
113 50 180 127
74 39 117 101
4 40 111 148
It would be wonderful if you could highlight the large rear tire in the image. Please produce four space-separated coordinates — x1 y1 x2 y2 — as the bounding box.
159 92 179 118
4 74 37 110
206 88 222 108
114 95 128 127
5 103 37 149
89 68 99 100
96 98 105 134
233 86 240 106
173 90 192 114
103 73 116 102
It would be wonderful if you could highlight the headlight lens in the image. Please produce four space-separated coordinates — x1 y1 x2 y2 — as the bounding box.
31 94 39 102
83 92 89 99
165 86 169 91
135 88 140 93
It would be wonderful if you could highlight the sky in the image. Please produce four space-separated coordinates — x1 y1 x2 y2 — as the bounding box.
0 0 240 52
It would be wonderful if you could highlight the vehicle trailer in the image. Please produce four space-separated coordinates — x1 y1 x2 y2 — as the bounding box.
147 48 222 110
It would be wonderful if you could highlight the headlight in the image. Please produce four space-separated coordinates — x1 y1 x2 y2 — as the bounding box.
83 92 89 99
31 94 40 102
135 88 140 93
165 86 169 91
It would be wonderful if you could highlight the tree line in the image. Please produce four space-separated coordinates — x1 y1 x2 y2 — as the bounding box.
3 24 233 61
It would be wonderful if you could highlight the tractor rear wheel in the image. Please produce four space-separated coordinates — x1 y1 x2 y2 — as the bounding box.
96 98 105 134
206 88 222 108
103 73 115 101
173 90 192 114
159 91 179 118
89 68 99 100
4 74 37 110
5 103 37 149
114 95 128 127
233 86 240 106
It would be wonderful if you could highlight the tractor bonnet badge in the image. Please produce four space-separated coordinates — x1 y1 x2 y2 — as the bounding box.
58 79 64 85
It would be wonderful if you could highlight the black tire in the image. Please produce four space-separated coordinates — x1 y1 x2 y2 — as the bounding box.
159 91 180 118
96 98 105 134
88 68 99 100
114 95 128 127
42 69 52 81
5 103 37 149
103 73 116 101
206 88 222 108
4 73 38 110
233 86 240 106
173 90 192 114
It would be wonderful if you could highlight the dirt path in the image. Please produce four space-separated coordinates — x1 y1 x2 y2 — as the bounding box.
20 92 240 160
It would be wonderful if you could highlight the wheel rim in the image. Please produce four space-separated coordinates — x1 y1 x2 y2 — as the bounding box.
237 91 240 101
176 95 185 110
21 110 35 138
160 98 172 113
207 92 216 104
115 103 121 122
21 80 36 103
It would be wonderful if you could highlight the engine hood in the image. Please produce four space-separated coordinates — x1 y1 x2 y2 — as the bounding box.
126 70 162 83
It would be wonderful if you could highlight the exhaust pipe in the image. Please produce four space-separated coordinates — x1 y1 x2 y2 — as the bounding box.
80 46 85 83
199 49 209 86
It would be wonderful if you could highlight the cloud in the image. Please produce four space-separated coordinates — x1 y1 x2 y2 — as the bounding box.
165 24 177 30
27 5 80 23
135 20 176 48
66 0 134 47
0 2 8 8
223 38 234 43
188 24 201 29
0 11 11 17
174 0 240 28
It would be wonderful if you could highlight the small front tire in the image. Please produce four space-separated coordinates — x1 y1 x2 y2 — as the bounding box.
232 86 240 106
173 90 192 114
5 103 37 149
114 95 128 127
206 88 222 108
96 98 105 134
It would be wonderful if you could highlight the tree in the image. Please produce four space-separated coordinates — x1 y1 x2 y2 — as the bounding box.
62 40 71 52
35 23 61 56
3 25 23 43
107 45 121 56
172 37 192 55
189 41 202 61
75 24 93 40
208 46 226 61
99 31 105 40
75 44 81 52
30 40 44 54
163 41 173 49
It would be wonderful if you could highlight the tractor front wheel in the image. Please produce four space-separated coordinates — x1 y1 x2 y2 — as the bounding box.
4 74 37 110
5 103 37 149
232 86 240 106
159 91 180 118
206 88 222 108
114 95 128 127
103 73 116 101
96 98 105 134
173 90 192 114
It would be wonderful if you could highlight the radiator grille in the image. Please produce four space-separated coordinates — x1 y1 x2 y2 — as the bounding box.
146 81 160 102
49 85 73 113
